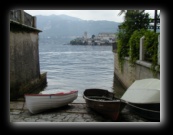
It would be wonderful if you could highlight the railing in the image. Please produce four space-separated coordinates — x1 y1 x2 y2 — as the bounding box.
10 10 36 28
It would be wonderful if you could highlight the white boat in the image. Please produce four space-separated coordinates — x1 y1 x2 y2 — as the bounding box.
25 89 78 114
121 78 160 121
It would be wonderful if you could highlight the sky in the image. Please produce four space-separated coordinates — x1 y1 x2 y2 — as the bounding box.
24 10 158 23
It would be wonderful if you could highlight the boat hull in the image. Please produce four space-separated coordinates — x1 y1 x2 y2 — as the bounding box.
83 89 122 121
25 90 78 114
85 98 121 121
121 78 160 121
126 102 160 121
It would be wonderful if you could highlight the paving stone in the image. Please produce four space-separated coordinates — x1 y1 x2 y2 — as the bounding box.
10 110 22 115
10 101 153 122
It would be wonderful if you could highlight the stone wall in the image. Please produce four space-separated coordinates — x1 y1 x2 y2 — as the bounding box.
114 53 160 89
10 29 43 100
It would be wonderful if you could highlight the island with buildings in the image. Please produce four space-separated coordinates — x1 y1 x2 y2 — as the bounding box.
70 32 116 45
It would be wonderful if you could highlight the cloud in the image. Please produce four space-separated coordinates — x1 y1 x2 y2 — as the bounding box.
24 10 158 23
24 10 124 22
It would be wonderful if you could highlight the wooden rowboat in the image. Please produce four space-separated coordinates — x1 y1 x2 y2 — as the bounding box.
83 88 123 121
25 89 78 114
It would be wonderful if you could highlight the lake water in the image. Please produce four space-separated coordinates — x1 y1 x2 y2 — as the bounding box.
39 42 126 101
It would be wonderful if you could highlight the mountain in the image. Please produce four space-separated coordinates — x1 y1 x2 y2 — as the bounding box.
36 14 121 44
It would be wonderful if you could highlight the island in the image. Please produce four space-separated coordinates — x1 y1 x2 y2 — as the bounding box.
70 32 116 46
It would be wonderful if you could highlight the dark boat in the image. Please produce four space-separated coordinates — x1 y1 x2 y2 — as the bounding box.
125 102 160 121
83 88 124 121
121 78 160 121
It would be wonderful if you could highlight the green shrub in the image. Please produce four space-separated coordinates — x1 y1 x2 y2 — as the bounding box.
144 30 159 63
128 29 146 65
126 29 160 75
144 30 160 76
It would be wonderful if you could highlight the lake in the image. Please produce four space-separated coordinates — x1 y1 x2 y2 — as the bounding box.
39 42 126 101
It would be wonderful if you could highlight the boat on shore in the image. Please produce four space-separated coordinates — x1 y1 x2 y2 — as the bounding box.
124 102 160 121
83 88 124 121
25 89 78 114
121 78 160 121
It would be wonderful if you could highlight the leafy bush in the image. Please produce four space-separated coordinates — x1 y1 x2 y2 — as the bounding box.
128 29 146 65
144 30 159 63
117 10 150 70
116 10 160 76
125 28 160 75
117 29 130 71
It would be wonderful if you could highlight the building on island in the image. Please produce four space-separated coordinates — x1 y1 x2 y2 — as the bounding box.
94 33 116 45
70 32 116 45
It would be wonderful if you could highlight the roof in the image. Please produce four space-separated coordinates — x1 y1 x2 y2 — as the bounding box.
10 20 42 32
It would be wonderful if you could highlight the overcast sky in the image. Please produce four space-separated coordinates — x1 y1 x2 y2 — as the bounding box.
24 10 158 23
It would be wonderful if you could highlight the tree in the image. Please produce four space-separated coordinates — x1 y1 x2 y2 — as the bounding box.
117 10 150 55
116 10 150 70
118 10 126 16
91 35 95 39
118 10 145 16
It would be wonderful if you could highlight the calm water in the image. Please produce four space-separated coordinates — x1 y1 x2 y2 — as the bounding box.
39 42 126 99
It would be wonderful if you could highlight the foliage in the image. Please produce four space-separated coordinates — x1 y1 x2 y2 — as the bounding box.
128 28 160 74
117 29 130 71
144 30 159 63
128 29 146 65
143 30 160 76
121 28 160 76
118 10 145 16
70 39 85 45
91 35 95 39
117 10 160 76
123 10 150 33
117 10 150 71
